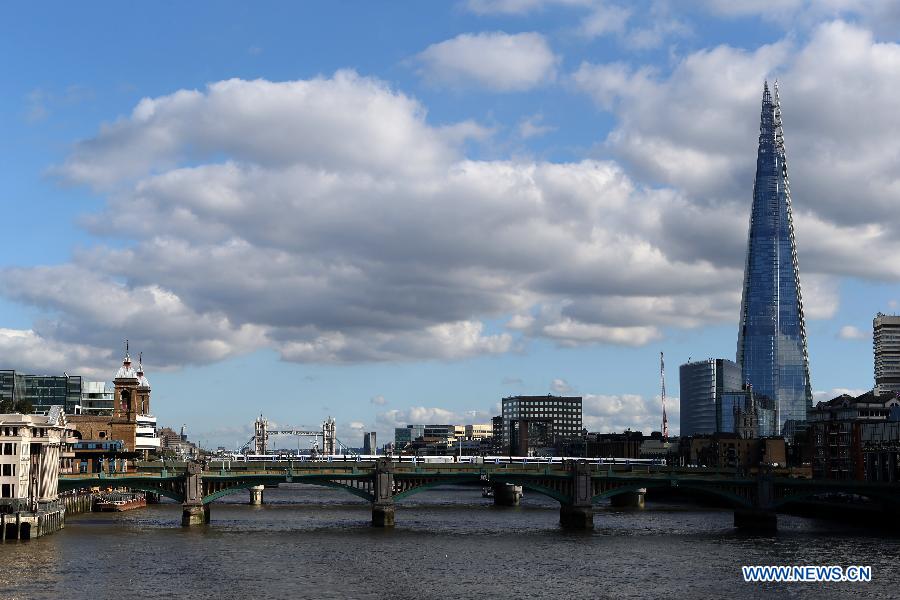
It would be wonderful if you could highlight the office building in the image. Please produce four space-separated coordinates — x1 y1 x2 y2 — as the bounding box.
394 425 425 448
363 431 377 455
465 424 493 440
874 313 900 397
0 370 82 414
679 359 741 437
736 82 812 435
500 395 582 453
79 381 115 415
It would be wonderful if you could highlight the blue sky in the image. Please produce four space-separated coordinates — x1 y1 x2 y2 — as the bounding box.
2 1 899 448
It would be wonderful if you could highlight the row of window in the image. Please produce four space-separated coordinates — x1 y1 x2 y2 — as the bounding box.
0 463 15 476
1 443 17 455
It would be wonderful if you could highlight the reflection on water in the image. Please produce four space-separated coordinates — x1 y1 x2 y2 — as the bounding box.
2 485 898 600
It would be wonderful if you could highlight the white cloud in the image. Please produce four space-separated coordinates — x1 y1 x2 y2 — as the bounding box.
415 32 559 91
579 3 631 37
573 21 900 288
517 113 556 139
551 378 573 394
464 0 594 15
8 31 898 377
837 325 869 340
582 392 679 434
370 395 388 406
812 387 869 404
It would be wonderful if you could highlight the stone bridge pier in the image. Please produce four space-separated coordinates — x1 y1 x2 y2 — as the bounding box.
560 461 593 529
249 485 265 506
372 458 395 527
492 483 523 506
610 488 646 509
733 471 776 533
182 462 210 526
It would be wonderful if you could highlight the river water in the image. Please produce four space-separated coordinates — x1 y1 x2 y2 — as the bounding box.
1 485 898 599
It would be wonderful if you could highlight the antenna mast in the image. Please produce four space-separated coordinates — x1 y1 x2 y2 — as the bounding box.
660 351 668 441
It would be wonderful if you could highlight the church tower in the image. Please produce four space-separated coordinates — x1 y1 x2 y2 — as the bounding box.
113 340 139 420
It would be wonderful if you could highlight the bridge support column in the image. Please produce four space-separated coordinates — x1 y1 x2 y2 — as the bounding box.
493 483 523 506
249 485 265 506
610 488 646 509
182 504 208 527
181 461 207 527
560 460 594 530
372 458 395 527
734 470 776 533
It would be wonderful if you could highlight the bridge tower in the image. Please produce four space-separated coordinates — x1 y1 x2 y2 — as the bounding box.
322 417 336 455
254 416 268 455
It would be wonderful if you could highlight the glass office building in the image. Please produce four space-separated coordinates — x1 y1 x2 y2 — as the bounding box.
0 370 82 413
679 359 742 436
736 82 812 435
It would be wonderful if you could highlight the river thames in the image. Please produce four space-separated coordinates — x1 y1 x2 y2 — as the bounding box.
2 485 898 599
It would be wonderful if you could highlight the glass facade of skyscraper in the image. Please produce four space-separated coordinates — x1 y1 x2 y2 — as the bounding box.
736 82 812 435
679 359 741 436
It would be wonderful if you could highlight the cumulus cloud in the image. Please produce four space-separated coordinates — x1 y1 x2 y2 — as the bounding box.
837 325 869 341
517 113 556 139
464 0 594 16
583 392 679 434
414 32 558 91
573 21 900 287
370 395 388 406
6 23 897 377
550 378 573 394
812 387 870 404
377 406 492 429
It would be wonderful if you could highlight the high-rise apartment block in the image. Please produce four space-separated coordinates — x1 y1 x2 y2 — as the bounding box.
874 313 900 397
736 82 812 435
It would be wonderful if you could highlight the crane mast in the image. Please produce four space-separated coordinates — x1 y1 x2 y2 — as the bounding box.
660 351 668 441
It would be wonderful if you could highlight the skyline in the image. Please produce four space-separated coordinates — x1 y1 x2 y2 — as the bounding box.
3 2 900 448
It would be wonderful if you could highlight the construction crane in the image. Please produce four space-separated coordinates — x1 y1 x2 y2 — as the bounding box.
660 351 669 441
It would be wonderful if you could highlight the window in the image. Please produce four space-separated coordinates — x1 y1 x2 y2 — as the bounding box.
1 464 13 476
0 483 11 498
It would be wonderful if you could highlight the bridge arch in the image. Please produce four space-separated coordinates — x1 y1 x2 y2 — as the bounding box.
771 489 900 511
595 481 755 509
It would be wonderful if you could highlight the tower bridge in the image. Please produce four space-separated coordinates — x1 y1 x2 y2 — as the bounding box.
57 459 900 531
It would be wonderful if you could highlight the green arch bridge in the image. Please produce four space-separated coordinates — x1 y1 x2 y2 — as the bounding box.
57 459 900 531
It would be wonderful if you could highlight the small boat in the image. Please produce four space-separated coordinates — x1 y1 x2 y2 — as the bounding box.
95 493 147 512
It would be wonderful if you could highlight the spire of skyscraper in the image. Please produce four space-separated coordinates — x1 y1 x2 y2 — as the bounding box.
736 82 812 436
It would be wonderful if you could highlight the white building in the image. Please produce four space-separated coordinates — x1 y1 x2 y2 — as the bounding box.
0 407 74 510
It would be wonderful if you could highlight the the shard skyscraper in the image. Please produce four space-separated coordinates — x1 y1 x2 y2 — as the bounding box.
736 82 812 436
